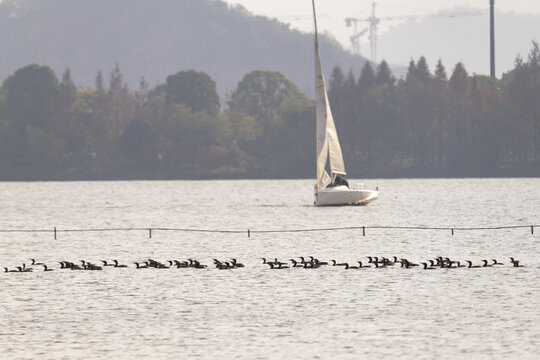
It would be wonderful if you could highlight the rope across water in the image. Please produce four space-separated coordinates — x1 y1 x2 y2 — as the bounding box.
0 224 537 238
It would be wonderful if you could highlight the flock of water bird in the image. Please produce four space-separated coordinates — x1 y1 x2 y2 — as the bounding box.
262 256 524 269
1 255 525 273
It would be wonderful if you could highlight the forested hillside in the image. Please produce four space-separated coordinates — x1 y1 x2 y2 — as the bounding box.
0 0 366 98
0 0 538 180
0 42 538 180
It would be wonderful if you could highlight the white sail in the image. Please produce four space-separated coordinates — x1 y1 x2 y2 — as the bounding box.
312 0 379 206
313 0 346 190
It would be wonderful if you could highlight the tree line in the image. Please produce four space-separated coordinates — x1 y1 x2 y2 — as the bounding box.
0 41 538 180
329 41 539 177
0 64 314 180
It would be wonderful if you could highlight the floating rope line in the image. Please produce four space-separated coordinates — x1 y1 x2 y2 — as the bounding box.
0 224 537 238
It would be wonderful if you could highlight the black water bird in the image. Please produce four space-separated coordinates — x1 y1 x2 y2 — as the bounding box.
86 263 102 270
30 258 45 266
230 258 244 268
400 259 418 268
17 266 32 272
274 260 289 268
189 259 207 269
303 261 320 269
509 258 523 267
492 259 504 266
481 259 493 267
331 260 347 267
69 262 83 270
174 260 188 268
216 262 231 270
213 259 231 269
343 263 359 269
42 264 53 271
357 261 371 268
3 267 18 273
134 262 148 269
421 262 435 270
148 259 168 268
101 260 115 267
290 259 303 268
267 262 288 269
113 260 128 268
466 260 481 268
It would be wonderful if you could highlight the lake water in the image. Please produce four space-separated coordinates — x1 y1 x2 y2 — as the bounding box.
0 179 538 359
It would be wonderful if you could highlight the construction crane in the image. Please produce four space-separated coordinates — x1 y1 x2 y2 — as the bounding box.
346 3 482 63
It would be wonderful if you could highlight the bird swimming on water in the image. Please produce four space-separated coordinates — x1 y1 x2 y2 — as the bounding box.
230 258 244 268
509 257 523 267
133 262 148 269
465 260 481 268
481 260 493 267
113 259 128 268
30 258 45 266
42 264 53 271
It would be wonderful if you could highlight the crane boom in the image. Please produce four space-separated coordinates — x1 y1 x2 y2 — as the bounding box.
346 2 482 63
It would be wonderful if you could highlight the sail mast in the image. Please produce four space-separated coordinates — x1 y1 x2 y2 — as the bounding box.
313 0 346 190
312 0 318 37
313 0 329 189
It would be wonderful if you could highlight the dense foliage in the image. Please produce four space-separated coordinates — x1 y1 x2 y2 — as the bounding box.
329 42 540 177
0 65 314 179
0 42 538 180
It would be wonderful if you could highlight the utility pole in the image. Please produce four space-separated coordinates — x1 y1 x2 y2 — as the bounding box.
490 0 495 78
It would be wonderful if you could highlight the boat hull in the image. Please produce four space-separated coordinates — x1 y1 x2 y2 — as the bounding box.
314 186 378 206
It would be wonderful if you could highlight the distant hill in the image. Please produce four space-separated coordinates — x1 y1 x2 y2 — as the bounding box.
376 9 539 77
0 0 368 99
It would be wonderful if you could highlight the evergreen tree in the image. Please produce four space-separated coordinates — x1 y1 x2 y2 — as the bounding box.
376 60 395 87
434 59 447 81
358 62 376 91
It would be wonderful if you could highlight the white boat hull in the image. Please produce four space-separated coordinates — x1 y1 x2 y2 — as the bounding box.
315 186 378 206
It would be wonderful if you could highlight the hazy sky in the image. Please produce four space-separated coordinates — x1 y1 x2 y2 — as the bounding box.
224 0 540 75
224 1 540 37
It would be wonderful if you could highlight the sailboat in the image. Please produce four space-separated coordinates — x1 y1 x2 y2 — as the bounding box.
312 0 379 206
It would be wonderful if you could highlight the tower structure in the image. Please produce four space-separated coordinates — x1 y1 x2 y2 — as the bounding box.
346 3 481 64
490 0 496 78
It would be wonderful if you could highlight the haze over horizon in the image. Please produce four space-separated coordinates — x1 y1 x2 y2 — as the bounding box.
224 0 540 77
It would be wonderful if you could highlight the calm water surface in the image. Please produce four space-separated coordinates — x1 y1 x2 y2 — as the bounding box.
0 179 538 359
